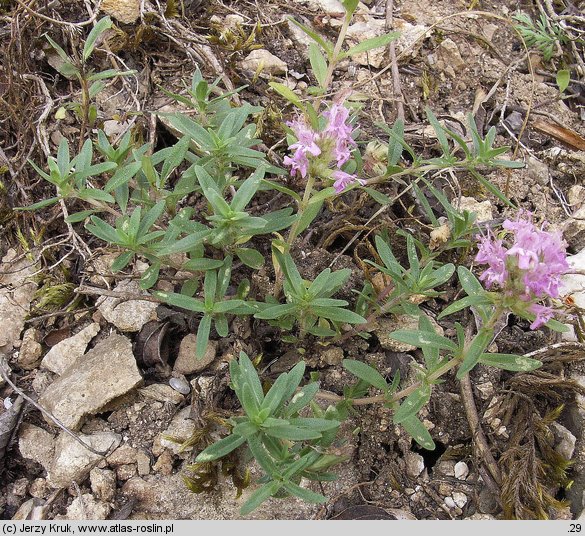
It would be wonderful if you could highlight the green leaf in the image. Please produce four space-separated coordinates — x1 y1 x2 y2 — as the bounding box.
438 294 492 319
240 481 282 516
456 329 494 379
425 107 451 156
83 16 112 61
274 250 304 296
140 262 161 290
387 119 404 167
363 187 391 205
237 352 265 409
156 229 210 255
478 353 542 372
393 384 431 424
195 434 246 463
343 32 399 59
261 373 290 416
401 414 435 450
468 169 514 208
15 197 60 211
311 306 366 324
282 481 327 504
556 69 570 93
111 251 134 273
289 417 339 432
287 18 333 56
343 359 388 391
231 167 265 211
183 258 225 271
196 314 212 360
309 43 328 88
269 82 305 111
64 210 96 223
406 234 420 279
389 329 457 352
235 248 265 269
152 291 206 313
341 0 359 18
85 216 120 244
285 382 319 417
104 161 142 192
265 424 322 441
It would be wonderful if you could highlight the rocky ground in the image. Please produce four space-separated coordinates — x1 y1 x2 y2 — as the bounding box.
1 0 585 521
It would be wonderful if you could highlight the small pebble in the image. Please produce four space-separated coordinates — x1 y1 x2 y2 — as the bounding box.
169 376 190 395
444 497 456 509
453 491 468 508
454 461 469 480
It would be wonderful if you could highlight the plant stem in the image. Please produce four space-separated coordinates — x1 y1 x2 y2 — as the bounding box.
273 174 316 297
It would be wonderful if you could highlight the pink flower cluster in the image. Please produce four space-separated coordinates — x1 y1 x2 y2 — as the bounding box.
283 103 363 193
475 211 569 329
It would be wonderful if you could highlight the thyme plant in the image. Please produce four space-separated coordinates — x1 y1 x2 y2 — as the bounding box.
21 2 571 514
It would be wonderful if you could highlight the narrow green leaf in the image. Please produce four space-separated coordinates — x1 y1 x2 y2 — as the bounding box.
389 329 457 352
195 434 246 463
282 481 327 504
15 197 60 211
343 359 388 391
152 291 206 313
265 424 321 441
235 248 265 269
231 167 265 212
437 294 492 319
240 481 282 516
343 32 399 58
309 43 328 87
269 82 305 111
83 16 112 61
104 161 142 192
456 329 493 379
195 314 212 360
310 306 366 324
478 353 542 372
182 258 225 271
401 414 435 450
111 251 134 273
393 384 431 424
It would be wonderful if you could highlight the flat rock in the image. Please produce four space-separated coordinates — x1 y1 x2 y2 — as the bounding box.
240 50 287 76
48 431 120 488
58 494 111 520
97 279 158 332
173 335 217 374
39 334 143 430
18 423 56 471
18 328 43 370
458 197 493 223
101 0 139 24
374 314 444 352
0 250 37 352
437 38 465 77
41 323 100 375
140 383 185 405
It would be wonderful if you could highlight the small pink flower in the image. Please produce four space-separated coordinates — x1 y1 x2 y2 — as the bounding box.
283 102 356 179
284 119 321 178
332 170 364 193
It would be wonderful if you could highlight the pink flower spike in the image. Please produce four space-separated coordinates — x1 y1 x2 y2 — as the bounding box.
332 170 364 193
474 211 569 331
284 118 320 178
